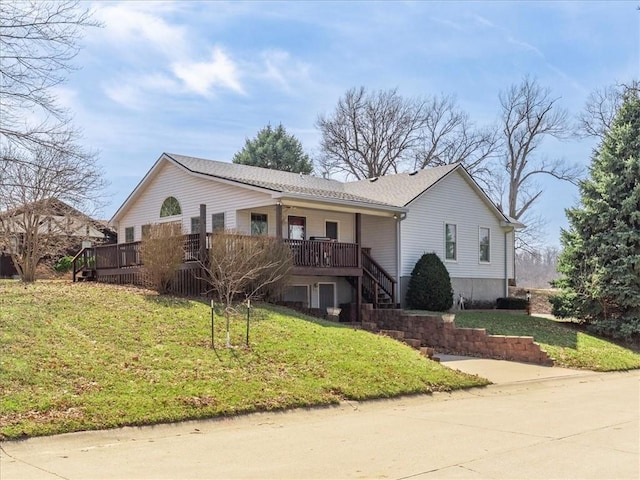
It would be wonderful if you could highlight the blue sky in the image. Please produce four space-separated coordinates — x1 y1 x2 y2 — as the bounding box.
61 1 639 246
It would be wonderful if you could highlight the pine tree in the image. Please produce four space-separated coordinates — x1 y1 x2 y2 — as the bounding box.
233 124 313 174
552 88 640 339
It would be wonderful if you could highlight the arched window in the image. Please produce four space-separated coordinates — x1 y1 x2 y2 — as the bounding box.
160 196 181 217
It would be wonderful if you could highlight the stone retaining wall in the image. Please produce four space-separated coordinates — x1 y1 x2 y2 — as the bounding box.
362 307 553 366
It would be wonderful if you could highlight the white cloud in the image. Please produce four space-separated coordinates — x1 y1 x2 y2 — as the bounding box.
93 1 188 59
103 73 180 109
506 36 544 58
260 50 311 93
171 47 245 96
471 14 496 28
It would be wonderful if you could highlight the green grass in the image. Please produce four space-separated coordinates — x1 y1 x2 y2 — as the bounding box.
0 280 487 439
453 311 640 371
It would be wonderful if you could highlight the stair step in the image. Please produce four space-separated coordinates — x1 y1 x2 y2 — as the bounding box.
379 329 405 340
403 338 422 348
419 347 437 359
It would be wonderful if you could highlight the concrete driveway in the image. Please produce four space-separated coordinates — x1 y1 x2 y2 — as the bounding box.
2 368 638 479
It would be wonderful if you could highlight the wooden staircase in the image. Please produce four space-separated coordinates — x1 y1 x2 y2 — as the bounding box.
72 247 96 282
357 249 397 309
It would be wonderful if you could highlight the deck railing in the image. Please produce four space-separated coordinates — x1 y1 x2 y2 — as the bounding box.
283 239 359 268
89 235 361 270
361 248 396 305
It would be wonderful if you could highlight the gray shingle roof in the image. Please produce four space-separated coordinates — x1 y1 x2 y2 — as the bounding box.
166 153 458 208
344 164 459 206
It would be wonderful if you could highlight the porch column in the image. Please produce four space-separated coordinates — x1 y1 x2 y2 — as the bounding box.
355 212 362 321
356 275 362 323
199 204 207 263
275 202 283 239
355 213 361 267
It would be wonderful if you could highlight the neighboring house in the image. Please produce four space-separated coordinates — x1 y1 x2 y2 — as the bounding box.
108 153 522 311
0 198 116 278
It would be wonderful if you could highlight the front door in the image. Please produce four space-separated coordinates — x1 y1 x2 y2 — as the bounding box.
288 216 306 240
318 283 335 311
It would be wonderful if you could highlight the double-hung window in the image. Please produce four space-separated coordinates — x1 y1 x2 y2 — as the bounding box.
479 227 491 263
445 223 457 261
251 213 268 236
191 216 200 234
125 226 134 243
211 213 225 232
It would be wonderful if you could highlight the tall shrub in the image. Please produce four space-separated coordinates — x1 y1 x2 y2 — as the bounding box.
406 253 453 311
140 223 184 294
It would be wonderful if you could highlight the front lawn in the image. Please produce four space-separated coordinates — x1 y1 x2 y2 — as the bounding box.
0 280 487 439
453 311 640 371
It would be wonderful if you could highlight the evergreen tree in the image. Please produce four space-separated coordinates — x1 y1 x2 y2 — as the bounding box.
552 88 640 339
233 124 313 174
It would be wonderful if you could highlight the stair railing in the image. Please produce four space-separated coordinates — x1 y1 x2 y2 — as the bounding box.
361 250 396 306
72 247 95 282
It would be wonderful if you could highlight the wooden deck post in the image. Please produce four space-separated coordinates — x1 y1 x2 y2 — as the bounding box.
355 212 362 321
199 204 207 263
275 202 283 239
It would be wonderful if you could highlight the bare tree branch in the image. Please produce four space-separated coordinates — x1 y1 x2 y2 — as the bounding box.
0 0 100 156
316 87 430 179
198 232 292 347
577 80 640 139
495 77 583 243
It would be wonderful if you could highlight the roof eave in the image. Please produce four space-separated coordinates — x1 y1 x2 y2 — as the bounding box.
272 192 408 215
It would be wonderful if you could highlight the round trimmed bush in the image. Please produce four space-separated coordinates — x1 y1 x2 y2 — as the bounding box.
406 253 453 311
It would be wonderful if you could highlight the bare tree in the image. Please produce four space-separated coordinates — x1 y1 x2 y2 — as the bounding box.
413 94 499 189
0 144 105 282
140 223 185 294
497 77 582 224
201 232 292 347
316 87 497 185
515 244 560 288
577 80 640 140
316 87 430 179
0 0 99 157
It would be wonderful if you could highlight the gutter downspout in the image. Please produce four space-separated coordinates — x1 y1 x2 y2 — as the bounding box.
396 212 407 307
504 227 514 297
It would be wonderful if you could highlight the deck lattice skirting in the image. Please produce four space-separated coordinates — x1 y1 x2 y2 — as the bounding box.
361 306 553 366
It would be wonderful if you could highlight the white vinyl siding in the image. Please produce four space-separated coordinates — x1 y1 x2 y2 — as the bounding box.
116 161 271 241
360 214 397 278
400 170 508 279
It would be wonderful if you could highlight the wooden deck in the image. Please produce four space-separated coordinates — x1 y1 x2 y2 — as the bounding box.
73 233 395 307
75 234 363 277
